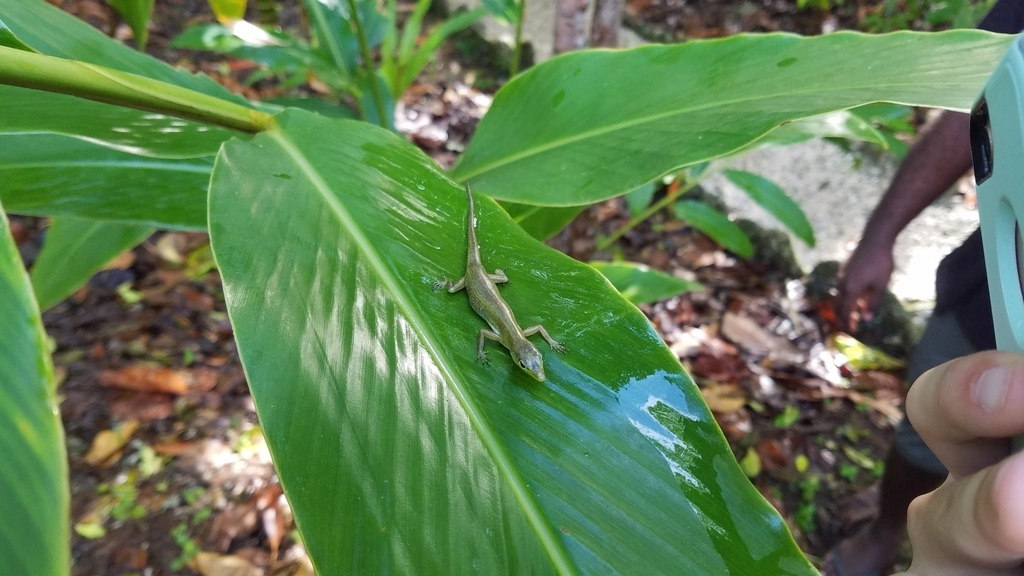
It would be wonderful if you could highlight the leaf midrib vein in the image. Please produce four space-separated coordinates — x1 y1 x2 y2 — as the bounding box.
455 79 978 181
269 128 576 575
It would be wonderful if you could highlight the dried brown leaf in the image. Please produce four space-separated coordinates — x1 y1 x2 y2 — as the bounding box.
82 420 139 467
190 552 263 576
700 382 747 414
99 365 217 395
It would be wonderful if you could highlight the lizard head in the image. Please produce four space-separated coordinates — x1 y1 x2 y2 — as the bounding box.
512 341 546 381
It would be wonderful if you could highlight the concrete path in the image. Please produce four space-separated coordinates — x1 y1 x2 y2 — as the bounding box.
705 141 978 303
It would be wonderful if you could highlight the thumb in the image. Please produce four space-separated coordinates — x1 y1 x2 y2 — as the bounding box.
899 453 1024 575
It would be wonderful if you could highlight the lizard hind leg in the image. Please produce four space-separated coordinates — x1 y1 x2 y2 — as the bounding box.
523 324 567 353
489 269 508 284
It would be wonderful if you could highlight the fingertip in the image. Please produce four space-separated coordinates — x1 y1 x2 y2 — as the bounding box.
986 452 1024 552
910 351 1024 439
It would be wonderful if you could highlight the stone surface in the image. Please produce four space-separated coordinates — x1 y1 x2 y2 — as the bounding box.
704 140 978 303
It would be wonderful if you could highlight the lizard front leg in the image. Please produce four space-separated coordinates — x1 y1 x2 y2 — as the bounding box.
477 327 501 364
523 324 567 353
432 276 466 293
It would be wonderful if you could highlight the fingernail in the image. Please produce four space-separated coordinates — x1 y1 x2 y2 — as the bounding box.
973 366 1011 414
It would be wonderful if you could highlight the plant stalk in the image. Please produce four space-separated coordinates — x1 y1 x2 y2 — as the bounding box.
596 177 701 250
345 0 390 128
510 0 526 77
0 46 272 134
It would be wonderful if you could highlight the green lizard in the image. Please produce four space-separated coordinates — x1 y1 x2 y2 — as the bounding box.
433 185 567 381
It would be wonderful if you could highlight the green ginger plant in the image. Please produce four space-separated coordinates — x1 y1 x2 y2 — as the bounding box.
0 0 1013 572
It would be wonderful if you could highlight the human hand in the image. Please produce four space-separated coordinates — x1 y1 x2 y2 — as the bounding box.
896 351 1024 575
836 237 895 332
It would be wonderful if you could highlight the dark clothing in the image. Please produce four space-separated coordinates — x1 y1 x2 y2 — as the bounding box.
934 229 996 350
979 0 1024 33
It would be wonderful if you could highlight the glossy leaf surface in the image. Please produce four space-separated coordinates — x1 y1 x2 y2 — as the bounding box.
31 217 152 311
591 261 703 305
0 87 233 159
0 135 211 229
724 169 816 246
625 182 657 217
0 0 245 101
0 18 35 51
480 0 520 23
108 0 155 51
501 202 586 241
753 109 886 148
674 200 754 258
451 31 1012 204
0 1 244 158
209 110 815 574
0 203 68 576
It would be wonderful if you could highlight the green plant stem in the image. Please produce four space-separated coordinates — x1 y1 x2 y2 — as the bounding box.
0 46 272 134
596 177 701 251
510 0 525 77
345 0 389 128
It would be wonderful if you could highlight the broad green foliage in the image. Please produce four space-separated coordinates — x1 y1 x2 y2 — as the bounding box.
0 0 246 102
208 110 815 574
724 169 816 247
591 261 703 305
107 0 155 51
0 2 1015 571
451 31 1012 205
675 200 755 258
175 0 489 126
31 217 153 311
0 135 212 229
0 202 68 576
501 202 587 241
0 89 230 159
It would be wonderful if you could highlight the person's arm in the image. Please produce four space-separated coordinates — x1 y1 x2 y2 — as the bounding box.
896 351 1024 575
837 111 973 329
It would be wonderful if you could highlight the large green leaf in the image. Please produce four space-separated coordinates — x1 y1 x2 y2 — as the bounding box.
674 200 754 258
0 202 68 576
31 217 152 311
209 110 814 574
757 110 886 148
0 135 211 229
501 202 586 241
0 17 36 52
591 261 703 305
0 87 233 159
0 1 246 158
108 0 155 51
724 169 816 247
451 31 1012 204
0 0 245 101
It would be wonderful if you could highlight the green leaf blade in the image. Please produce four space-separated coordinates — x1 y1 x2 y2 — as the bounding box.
1 0 246 102
502 202 585 241
674 200 754 258
0 86 235 159
31 218 152 311
0 135 211 229
209 110 814 574
0 203 68 576
451 31 1012 205
0 0 248 159
591 261 702 305
108 0 155 51
724 169 816 246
